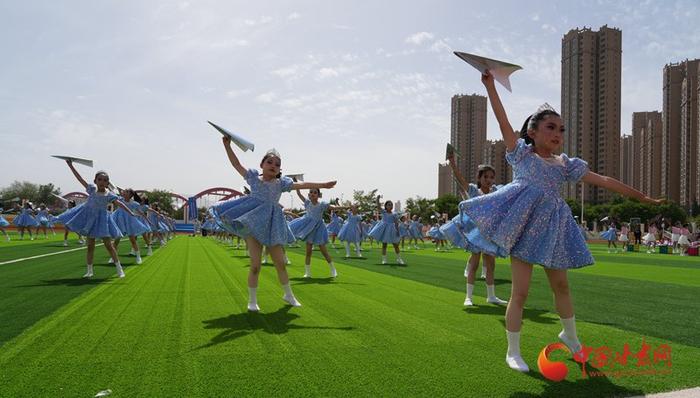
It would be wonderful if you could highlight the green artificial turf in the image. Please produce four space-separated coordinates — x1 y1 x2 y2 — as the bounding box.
0 237 698 397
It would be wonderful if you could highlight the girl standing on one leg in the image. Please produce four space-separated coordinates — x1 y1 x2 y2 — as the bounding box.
338 205 363 258
34 204 51 239
463 71 662 372
57 160 136 278
111 189 150 264
427 219 445 251
13 201 38 240
441 158 507 307
211 136 336 311
289 187 344 278
368 197 405 265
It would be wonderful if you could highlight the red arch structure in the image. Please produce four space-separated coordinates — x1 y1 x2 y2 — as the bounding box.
63 192 88 200
132 188 243 222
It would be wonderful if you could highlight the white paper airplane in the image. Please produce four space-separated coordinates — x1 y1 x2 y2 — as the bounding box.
51 155 94 167
285 173 304 181
51 193 70 203
207 121 255 152
453 51 523 92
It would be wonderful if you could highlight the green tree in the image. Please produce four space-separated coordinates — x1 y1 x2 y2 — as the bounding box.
434 194 460 218
352 189 379 218
0 181 61 208
405 196 437 223
143 189 175 217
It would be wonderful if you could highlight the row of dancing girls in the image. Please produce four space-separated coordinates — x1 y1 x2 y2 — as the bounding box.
288 186 345 278
441 157 508 307
56 160 139 278
451 71 662 372
210 136 336 311
11 200 40 240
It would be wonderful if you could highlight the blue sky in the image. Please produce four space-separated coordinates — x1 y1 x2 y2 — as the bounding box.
1 0 698 208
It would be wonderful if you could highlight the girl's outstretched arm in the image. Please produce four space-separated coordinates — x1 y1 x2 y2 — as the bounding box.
447 154 470 194
482 71 517 151
292 181 337 190
114 200 136 217
66 160 89 189
222 136 247 178
581 172 664 205
295 188 306 203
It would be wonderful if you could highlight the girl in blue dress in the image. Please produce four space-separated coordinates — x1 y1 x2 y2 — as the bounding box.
112 189 150 265
326 211 343 249
33 204 51 239
398 215 411 250
368 197 405 265
58 160 137 278
600 222 619 253
58 200 84 246
441 160 508 307
470 71 663 372
289 187 344 278
408 215 425 249
427 219 446 251
0 208 10 242
13 201 39 240
338 205 363 258
211 136 336 311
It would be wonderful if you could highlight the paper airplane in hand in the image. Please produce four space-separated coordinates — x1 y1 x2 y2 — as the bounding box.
207 121 255 152
453 51 522 92
51 155 94 167
51 193 69 203
445 143 460 160
285 173 304 182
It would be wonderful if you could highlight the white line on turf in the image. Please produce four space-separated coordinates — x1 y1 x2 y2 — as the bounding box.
0 244 104 266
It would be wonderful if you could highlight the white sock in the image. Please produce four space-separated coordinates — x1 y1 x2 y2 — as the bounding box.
466 283 474 299
345 242 351 257
506 330 521 357
304 262 311 276
560 316 579 341
355 245 361 256
382 255 387 262
282 283 294 297
486 284 496 299
248 287 257 305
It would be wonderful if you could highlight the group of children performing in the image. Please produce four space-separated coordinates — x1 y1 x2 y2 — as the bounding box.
601 220 695 255
3 69 664 373
3 161 176 278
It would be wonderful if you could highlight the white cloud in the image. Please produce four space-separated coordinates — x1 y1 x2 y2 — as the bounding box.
287 12 301 20
318 67 340 79
244 16 273 26
254 92 277 103
430 39 451 53
405 31 434 45
225 89 251 98
531 13 540 21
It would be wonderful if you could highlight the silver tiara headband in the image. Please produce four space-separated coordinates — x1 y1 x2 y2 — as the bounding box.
527 103 558 130
265 148 281 158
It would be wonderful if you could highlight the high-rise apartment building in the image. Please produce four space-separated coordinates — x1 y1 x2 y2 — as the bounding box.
561 25 622 203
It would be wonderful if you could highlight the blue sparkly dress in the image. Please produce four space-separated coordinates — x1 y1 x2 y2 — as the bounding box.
428 224 445 240
13 208 39 227
368 210 400 244
326 211 343 235
56 184 123 238
338 211 363 243
210 168 295 246
451 138 593 269
289 199 330 245
600 226 617 242
409 220 423 239
441 183 499 252
0 209 9 228
35 209 50 226
399 222 410 238
111 199 150 236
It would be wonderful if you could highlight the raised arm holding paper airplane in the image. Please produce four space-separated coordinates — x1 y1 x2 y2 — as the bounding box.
208 121 255 152
454 52 522 92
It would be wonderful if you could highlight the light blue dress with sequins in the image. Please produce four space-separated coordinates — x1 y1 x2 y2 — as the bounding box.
111 199 150 236
0 210 9 228
452 138 593 269
35 209 50 226
210 168 295 246
338 211 363 243
428 224 445 240
441 184 499 253
56 184 123 238
600 227 617 242
289 199 330 245
326 211 343 235
368 210 400 244
399 222 410 238
13 208 39 227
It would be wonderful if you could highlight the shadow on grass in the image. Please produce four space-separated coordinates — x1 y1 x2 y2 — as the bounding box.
510 362 644 398
289 277 366 286
197 306 355 349
14 277 112 287
465 306 558 326
374 262 408 267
